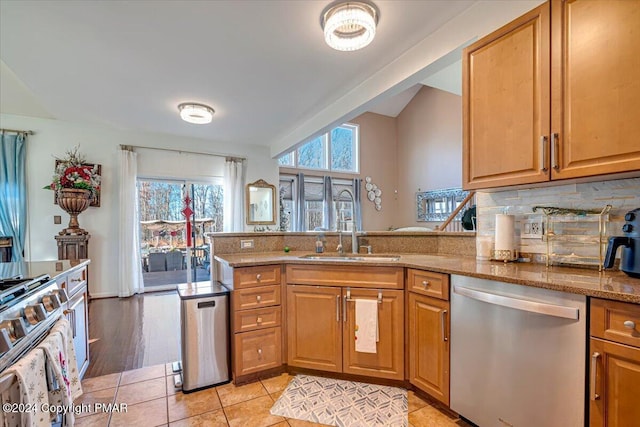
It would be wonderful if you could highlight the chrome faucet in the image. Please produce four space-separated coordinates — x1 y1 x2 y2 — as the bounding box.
335 188 358 254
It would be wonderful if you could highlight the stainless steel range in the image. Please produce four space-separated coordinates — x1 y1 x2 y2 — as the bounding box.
0 274 68 371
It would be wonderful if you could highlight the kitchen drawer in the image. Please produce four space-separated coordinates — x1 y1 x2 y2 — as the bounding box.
591 298 640 348
234 265 281 289
234 327 282 376
286 264 403 289
407 269 449 300
233 306 281 333
233 285 281 311
57 266 88 297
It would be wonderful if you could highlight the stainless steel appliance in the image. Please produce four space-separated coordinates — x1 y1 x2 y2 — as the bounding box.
450 274 586 427
604 207 640 278
178 281 230 392
0 274 68 371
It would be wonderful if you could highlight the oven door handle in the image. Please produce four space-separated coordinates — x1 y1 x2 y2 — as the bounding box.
453 285 579 320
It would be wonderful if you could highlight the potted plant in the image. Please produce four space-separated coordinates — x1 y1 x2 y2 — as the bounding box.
45 146 101 235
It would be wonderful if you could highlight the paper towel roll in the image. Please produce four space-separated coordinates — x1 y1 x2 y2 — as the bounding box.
495 214 515 251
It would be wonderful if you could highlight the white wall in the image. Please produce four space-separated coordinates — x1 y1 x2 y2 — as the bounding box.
1 113 278 297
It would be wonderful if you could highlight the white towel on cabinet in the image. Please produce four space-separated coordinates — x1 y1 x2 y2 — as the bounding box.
355 299 378 353
0 348 50 427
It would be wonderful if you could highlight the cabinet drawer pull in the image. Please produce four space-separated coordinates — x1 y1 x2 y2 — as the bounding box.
623 320 636 330
441 309 448 342
336 295 340 322
552 133 560 170
257 348 262 358
256 273 261 281
540 135 548 172
256 317 262 325
256 295 262 303
590 352 600 401
70 278 82 283
422 280 430 289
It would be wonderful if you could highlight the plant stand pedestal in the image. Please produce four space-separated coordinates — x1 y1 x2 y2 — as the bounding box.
55 233 90 260
55 233 91 298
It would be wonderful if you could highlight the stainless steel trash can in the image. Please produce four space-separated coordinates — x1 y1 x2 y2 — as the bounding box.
178 282 230 392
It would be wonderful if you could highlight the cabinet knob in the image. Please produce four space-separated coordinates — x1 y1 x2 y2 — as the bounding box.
256 273 262 281
623 320 636 330
256 317 262 325
257 348 262 358
256 295 261 303
422 280 430 288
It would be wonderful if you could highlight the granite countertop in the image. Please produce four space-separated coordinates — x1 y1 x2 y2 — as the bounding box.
214 251 640 304
0 259 90 282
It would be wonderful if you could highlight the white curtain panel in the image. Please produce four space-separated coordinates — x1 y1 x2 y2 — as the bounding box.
223 159 244 232
118 149 144 297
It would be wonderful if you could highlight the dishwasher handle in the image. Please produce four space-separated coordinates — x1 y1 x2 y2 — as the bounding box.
454 285 579 320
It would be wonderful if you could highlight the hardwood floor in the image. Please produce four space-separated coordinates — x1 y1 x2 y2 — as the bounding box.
85 290 180 378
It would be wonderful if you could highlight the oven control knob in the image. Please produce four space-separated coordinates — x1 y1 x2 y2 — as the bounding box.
625 212 635 222
0 318 28 342
52 288 69 303
24 304 47 325
0 328 13 354
622 224 633 233
42 294 61 312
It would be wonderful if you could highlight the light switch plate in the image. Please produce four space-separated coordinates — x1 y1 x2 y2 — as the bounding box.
522 218 544 239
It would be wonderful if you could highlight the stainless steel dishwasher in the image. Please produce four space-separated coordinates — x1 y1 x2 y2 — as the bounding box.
450 274 586 427
178 282 230 392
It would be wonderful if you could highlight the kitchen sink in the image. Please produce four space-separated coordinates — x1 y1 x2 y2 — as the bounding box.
299 254 400 262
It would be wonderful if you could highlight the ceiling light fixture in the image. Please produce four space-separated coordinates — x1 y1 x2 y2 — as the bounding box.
322 1 379 52
178 102 214 124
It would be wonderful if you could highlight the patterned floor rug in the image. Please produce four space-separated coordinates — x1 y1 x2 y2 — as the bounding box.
270 374 408 427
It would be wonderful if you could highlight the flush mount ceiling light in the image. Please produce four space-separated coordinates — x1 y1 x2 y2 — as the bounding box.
178 102 214 124
322 1 379 51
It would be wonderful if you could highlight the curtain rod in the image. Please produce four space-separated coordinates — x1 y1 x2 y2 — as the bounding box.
1 128 34 135
119 144 245 161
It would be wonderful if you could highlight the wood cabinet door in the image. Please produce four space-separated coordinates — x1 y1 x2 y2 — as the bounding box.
589 338 640 427
551 0 640 180
408 293 450 405
342 289 404 380
463 2 551 190
286 285 342 372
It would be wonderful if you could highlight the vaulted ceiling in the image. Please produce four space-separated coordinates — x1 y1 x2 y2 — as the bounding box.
0 1 542 157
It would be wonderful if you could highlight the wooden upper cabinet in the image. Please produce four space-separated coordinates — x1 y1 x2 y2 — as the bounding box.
463 0 640 190
551 0 640 179
463 3 551 190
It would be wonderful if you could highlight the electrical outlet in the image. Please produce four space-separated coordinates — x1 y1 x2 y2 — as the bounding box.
522 219 544 239
240 239 254 249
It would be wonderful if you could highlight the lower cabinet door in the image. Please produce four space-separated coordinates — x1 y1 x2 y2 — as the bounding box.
287 285 342 372
408 292 450 404
234 327 282 377
589 337 640 427
67 289 89 378
342 288 404 380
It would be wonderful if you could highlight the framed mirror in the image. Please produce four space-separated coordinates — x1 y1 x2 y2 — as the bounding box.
246 179 276 225
416 187 469 222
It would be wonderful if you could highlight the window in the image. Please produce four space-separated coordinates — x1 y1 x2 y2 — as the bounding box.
279 174 360 232
278 124 359 173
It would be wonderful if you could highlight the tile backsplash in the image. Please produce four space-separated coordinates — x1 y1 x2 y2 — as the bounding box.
475 177 640 263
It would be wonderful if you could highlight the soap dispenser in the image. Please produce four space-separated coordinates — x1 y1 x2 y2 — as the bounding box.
316 234 325 253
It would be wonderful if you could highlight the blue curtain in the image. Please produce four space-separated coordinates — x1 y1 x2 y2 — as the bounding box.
353 178 362 231
0 133 27 262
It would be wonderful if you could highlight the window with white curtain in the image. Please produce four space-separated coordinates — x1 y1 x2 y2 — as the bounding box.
279 174 359 232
